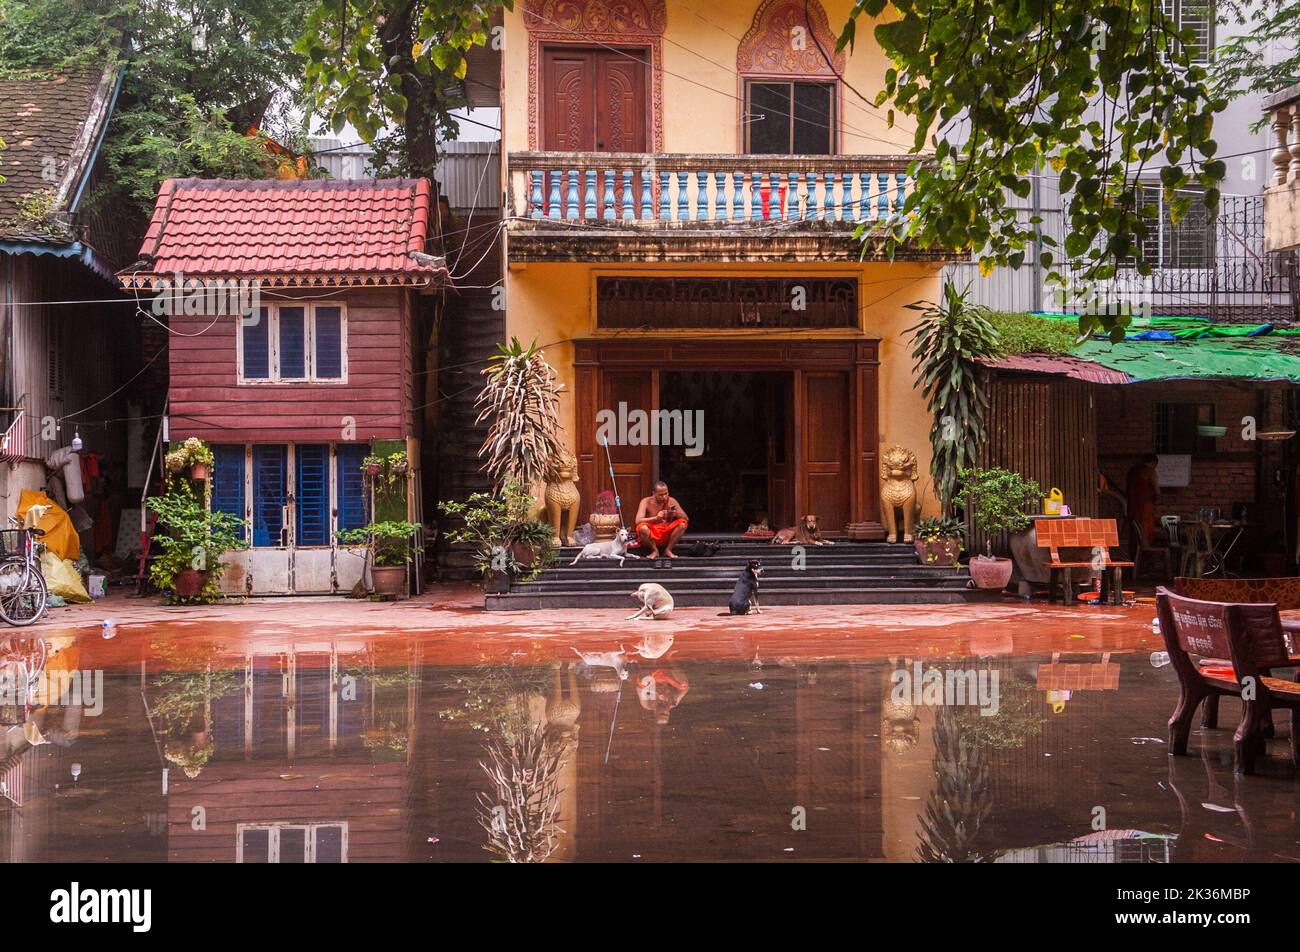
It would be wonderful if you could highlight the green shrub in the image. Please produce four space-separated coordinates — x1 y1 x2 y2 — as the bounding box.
985 311 1080 356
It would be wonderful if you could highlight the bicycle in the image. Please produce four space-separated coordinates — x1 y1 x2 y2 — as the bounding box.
0 526 49 627
0 632 47 723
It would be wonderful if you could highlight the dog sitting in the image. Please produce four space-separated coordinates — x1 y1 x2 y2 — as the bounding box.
570 527 638 567
722 559 763 615
771 514 834 546
627 582 674 620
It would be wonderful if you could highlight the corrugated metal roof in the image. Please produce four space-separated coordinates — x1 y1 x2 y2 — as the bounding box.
982 354 1132 384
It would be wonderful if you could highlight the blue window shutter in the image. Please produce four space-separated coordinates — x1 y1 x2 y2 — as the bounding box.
252 444 287 547
242 309 270 379
315 307 343 379
279 306 306 378
211 444 246 542
335 444 370 533
295 444 329 546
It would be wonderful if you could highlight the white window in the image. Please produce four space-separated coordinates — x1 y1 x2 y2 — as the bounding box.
1160 0 1214 65
1136 183 1214 269
237 822 348 862
238 302 347 384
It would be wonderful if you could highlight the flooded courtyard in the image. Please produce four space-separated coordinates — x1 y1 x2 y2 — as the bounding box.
3 594 1299 863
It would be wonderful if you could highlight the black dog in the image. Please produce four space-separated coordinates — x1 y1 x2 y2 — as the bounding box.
722 559 763 615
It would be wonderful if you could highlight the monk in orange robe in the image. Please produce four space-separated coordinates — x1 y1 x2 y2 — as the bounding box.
634 481 689 559
1126 454 1160 546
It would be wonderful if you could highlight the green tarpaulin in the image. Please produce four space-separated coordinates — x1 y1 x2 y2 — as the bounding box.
1029 313 1300 382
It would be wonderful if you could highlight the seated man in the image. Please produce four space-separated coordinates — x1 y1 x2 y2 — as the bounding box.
634 481 689 559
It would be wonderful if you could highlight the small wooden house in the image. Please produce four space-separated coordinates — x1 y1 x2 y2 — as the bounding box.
121 178 445 595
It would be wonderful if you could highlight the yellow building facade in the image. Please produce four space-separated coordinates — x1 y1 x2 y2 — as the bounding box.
498 0 954 535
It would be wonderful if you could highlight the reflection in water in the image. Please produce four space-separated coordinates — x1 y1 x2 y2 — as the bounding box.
2 625 1300 863
477 726 569 863
917 708 992 864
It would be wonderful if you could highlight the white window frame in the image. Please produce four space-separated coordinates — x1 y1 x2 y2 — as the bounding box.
236 822 349 862
1159 0 1215 66
237 302 349 384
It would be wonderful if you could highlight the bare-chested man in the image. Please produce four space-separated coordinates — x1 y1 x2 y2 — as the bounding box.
634 481 689 559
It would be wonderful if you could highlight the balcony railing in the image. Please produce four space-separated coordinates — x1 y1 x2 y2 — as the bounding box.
1268 83 1300 187
508 151 918 226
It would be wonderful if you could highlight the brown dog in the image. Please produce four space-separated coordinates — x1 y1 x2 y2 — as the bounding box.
771 514 835 546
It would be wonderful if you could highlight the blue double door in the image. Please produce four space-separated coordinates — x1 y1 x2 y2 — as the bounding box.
211 443 370 593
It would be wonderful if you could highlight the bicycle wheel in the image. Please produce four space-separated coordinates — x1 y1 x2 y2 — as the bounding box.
0 559 48 626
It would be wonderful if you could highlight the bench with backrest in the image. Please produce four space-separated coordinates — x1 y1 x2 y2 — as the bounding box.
1155 587 1300 774
1036 518 1133 605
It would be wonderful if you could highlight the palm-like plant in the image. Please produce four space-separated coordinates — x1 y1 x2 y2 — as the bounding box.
905 284 1002 512
475 338 565 489
916 707 993 863
476 726 568 863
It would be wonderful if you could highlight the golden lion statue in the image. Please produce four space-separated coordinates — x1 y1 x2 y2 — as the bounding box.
880 445 919 544
544 449 581 546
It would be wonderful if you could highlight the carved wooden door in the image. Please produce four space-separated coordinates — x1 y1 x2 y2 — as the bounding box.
598 369 655 523
796 370 851 532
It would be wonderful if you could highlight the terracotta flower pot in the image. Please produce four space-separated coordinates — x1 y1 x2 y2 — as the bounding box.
589 512 620 540
371 564 407 597
173 568 207 599
190 462 209 481
914 537 961 567
968 556 1014 590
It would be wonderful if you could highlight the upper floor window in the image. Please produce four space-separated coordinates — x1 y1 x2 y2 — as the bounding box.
745 80 835 155
240 303 347 383
1161 0 1214 65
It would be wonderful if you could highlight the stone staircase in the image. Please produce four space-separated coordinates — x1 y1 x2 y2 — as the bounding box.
486 537 984 609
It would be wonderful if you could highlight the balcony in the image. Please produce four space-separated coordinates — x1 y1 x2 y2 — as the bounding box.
506 151 952 264
1265 83 1300 254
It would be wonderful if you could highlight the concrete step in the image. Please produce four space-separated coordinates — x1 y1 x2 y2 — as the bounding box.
487 585 990 609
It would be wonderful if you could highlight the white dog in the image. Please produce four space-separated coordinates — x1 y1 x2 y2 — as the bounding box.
626 582 674 621
572 646 628 680
570 526 638 567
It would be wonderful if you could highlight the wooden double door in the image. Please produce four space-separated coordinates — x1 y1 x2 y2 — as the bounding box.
574 340 882 534
542 46 649 152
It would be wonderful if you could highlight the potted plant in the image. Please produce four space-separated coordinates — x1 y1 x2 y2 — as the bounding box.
440 479 557 593
914 516 965 566
145 492 248 604
590 490 621 540
337 520 422 597
362 454 384 477
185 439 215 481
955 467 1042 590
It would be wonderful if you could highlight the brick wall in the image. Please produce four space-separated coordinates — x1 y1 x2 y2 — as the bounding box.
1096 381 1276 522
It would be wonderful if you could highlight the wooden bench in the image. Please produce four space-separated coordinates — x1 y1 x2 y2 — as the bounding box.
1036 518 1133 605
1156 587 1300 774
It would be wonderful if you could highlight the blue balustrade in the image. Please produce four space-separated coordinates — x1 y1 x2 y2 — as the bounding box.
529 171 543 220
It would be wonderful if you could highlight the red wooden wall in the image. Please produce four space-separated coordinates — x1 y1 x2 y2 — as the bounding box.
166 287 414 443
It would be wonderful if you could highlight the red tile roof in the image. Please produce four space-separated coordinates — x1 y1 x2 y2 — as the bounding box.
121 177 443 286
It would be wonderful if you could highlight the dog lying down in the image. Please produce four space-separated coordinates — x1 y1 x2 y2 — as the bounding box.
627 583 674 620
571 527 639 567
771 514 835 545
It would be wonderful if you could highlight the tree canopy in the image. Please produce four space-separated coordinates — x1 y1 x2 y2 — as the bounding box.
0 0 312 224
838 0 1228 338
296 0 510 178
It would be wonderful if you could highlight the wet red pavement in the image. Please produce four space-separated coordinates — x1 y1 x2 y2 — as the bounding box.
3 589 1298 863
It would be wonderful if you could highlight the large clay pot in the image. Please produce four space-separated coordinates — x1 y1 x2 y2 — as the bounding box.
914 537 961 567
190 462 209 481
173 569 208 599
589 512 620 541
371 565 407 597
968 556 1014 590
